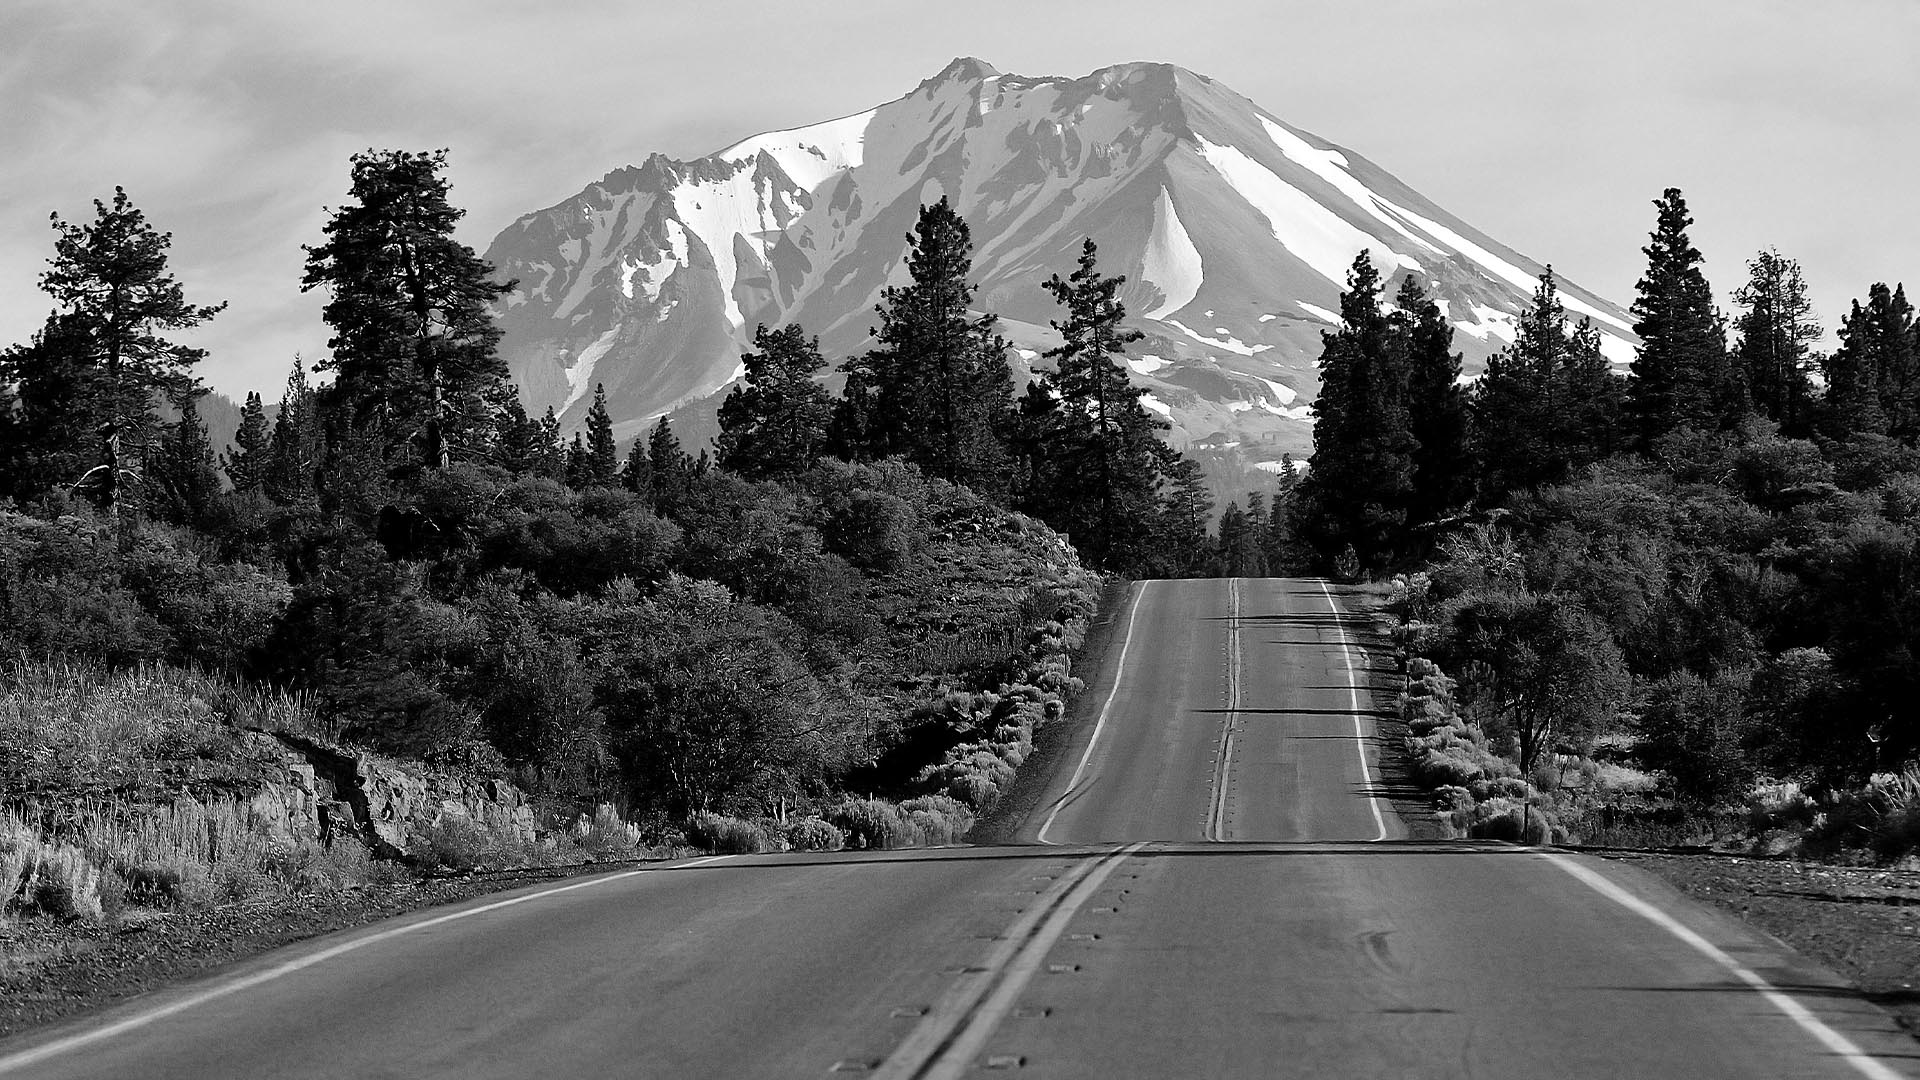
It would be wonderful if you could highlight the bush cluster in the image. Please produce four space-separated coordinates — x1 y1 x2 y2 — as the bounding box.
1401 658 1565 842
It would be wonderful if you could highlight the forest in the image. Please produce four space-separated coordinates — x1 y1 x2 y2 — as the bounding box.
1274 189 1920 860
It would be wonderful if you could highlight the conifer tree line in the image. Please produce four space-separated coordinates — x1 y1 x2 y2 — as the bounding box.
1286 187 1909 577
1284 185 1920 804
0 165 1215 580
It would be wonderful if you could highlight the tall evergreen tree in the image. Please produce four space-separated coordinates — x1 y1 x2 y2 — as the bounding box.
646 416 694 515
223 391 271 491
265 360 321 505
149 389 223 528
1626 188 1730 444
490 397 548 475
1296 252 1417 572
1156 449 1213 577
0 314 100 500
832 199 1013 497
24 188 224 510
1473 270 1623 498
302 149 513 468
1395 274 1472 526
536 406 565 480
584 384 620 487
1823 284 1915 440
1025 240 1174 571
564 432 590 489
620 436 653 498
716 323 833 479
1731 249 1820 433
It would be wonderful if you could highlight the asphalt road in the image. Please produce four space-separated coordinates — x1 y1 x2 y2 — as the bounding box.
3 578 1914 1078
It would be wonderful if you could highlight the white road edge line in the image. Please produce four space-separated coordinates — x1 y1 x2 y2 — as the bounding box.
1542 853 1904 1080
1317 578 1390 842
1037 580 1153 845
0 853 735 1075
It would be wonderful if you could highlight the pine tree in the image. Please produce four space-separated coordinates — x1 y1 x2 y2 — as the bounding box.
647 416 693 515
536 406 565 480
490 397 548 475
0 314 101 501
29 188 225 510
832 199 1013 496
1026 240 1177 571
223 391 271 491
1731 249 1820 433
1626 188 1730 444
620 437 653 498
149 389 223 528
265 360 321 505
1296 252 1417 572
716 323 833 479
302 149 513 468
1395 274 1472 526
584 384 620 487
1156 450 1213 577
1823 284 1915 440
564 432 590 489
1473 271 1622 497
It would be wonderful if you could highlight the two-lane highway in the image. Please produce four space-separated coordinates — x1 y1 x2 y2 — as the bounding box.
2 579 1914 1078
1033 577 1392 845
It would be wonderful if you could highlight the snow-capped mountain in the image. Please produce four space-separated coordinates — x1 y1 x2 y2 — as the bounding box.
484 58 1635 470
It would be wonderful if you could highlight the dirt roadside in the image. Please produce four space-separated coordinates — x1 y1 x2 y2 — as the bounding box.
1599 850 1920 1037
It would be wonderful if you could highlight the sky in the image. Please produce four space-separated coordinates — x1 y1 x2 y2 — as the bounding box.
5 0 1916 401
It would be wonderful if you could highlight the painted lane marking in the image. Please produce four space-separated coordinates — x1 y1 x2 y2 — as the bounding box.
0 854 735 1075
1036 581 1154 845
1316 578 1390 842
1205 577 1242 842
874 844 1145 1080
1543 853 1904 1080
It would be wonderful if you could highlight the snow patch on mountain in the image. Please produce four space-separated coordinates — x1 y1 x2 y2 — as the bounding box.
720 109 874 192
1196 136 1422 286
1255 375 1297 405
567 328 620 409
1128 355 1169 375
1257 117 1444 261
1141 188 1203 320
1166 318 1259 356
1141 392 1173 417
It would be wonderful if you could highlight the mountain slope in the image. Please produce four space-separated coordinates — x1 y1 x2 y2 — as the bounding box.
484 58 1635 470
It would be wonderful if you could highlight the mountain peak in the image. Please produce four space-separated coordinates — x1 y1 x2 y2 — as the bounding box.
487 60 1637 479
924 56 1002 88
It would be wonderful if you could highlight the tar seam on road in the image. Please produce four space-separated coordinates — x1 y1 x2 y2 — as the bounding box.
874 843 1146 1080
1541 853 1905 1080
1205 576 1241 842
1037 580 1154 845
1316 578 1390 842
0 853 736 1075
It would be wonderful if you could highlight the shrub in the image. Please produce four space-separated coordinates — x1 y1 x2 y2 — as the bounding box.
684 812 775 854
30 844 105 922
783 817 845 852
824 798 920 850
900 795 974 845
569 803 644 855
1463 798 1554 845
413 815 496 872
